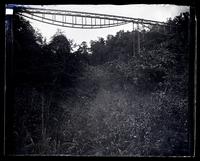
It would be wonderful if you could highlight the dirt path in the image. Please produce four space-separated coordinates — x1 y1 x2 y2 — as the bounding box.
58 64 188 156
77 65 148 155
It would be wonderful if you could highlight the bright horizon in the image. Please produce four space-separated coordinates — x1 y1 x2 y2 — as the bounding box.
18 4 189 47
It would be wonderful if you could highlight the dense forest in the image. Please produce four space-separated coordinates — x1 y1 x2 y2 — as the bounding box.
6 11 192 156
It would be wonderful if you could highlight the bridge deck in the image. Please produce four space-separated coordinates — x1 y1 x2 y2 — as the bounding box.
13 6 177 29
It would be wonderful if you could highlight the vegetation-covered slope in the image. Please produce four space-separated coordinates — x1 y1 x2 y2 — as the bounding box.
8 12 191 156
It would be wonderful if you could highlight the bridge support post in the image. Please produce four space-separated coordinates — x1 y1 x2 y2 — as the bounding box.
137 23 140 55
132 22 135 57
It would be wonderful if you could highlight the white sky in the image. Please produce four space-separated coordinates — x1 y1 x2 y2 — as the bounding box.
21 4 189 46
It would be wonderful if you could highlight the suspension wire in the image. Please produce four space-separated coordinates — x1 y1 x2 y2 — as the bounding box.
62 15 64 26
82 16 83 28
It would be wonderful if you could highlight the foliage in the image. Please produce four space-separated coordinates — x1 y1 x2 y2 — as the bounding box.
10 12 191 156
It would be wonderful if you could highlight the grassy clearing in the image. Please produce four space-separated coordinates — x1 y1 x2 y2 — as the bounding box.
51 62 189 156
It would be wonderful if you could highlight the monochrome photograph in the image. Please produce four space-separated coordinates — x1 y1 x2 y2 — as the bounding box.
4 4 195 156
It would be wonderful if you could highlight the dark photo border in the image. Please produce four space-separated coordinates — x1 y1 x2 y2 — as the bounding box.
1 0 198 160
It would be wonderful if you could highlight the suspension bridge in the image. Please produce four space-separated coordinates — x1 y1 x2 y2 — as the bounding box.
6 5 178 56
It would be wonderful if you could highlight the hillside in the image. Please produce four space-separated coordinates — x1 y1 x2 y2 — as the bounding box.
7 12 192 156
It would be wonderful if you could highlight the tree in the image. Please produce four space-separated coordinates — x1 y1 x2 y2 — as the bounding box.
12 14 45 154
90 38 108 65
77 41 89 55
13 14 43 86
48 30 71 54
